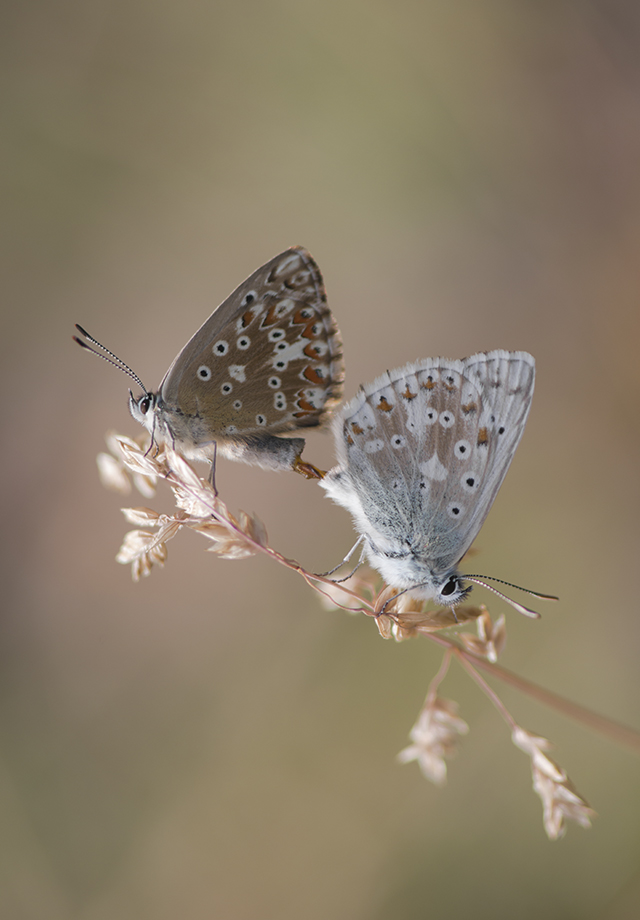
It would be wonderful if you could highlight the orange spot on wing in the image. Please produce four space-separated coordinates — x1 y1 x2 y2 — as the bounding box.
301 321 322 340
377 396 394 412
303 366 326 385
402 386 417 400
241 309 256 328
421 377 436 390
295 395 317 412
293 308 315 324
462 402 478 414
260 305 280 327
304 342 323 358
477 427 489 446
351 423 364 435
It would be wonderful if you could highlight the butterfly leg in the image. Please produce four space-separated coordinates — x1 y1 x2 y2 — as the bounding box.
379 589 459 622
314 535 366 579
379 587 411 615
208 441 219 496
292 456 326 479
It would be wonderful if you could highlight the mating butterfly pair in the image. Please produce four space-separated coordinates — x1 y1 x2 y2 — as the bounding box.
76 247 538 611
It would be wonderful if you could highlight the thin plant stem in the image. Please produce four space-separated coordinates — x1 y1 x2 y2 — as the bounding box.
455 650 518 731
426 632 640 754
426 649 453 706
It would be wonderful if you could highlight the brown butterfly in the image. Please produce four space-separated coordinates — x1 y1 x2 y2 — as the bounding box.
75 246 344 480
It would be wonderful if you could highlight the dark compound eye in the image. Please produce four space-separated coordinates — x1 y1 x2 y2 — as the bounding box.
441 577 459 597
139 396 151 415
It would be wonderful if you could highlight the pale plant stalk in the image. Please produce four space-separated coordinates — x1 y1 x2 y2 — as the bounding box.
99 434 640 839
396 648 470 785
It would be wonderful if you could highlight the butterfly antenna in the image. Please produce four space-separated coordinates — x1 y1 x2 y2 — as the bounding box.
464 573 558 601
73 324 149 394
463 575 546 619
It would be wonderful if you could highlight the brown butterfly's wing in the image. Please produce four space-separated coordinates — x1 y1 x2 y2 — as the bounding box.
159 247 343 441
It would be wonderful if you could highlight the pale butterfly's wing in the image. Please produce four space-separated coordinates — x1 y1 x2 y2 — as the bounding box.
159 247 343 439
330 350 535 575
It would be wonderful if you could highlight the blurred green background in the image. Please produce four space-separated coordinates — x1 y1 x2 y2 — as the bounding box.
2 1 640 917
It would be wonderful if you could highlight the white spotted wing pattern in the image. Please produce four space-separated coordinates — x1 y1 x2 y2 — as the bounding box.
320 351 535 606
129 247 344 474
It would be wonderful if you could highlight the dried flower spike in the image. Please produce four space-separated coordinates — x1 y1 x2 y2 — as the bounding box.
458 608 506 662
397 697 469 785
512 727 595 839
97 432 158 497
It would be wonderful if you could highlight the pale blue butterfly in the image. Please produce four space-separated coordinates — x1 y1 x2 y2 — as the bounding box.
320 350 553 616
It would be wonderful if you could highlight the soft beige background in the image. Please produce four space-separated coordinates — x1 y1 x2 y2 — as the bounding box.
2 2 640 918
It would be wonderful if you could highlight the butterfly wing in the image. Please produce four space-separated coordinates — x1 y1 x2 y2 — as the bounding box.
331 350 535 575
159 247 343 438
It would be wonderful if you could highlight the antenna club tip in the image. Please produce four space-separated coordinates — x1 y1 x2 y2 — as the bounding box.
72 326 148 393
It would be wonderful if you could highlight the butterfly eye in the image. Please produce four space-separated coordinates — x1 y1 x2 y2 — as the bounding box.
138 396 151 415
440 576 460 597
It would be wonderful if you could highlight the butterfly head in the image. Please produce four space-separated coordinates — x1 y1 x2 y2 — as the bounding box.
128 389 158 434
376 567 473 616
363 536 473 609
433 572 473 608
395 568 473 608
